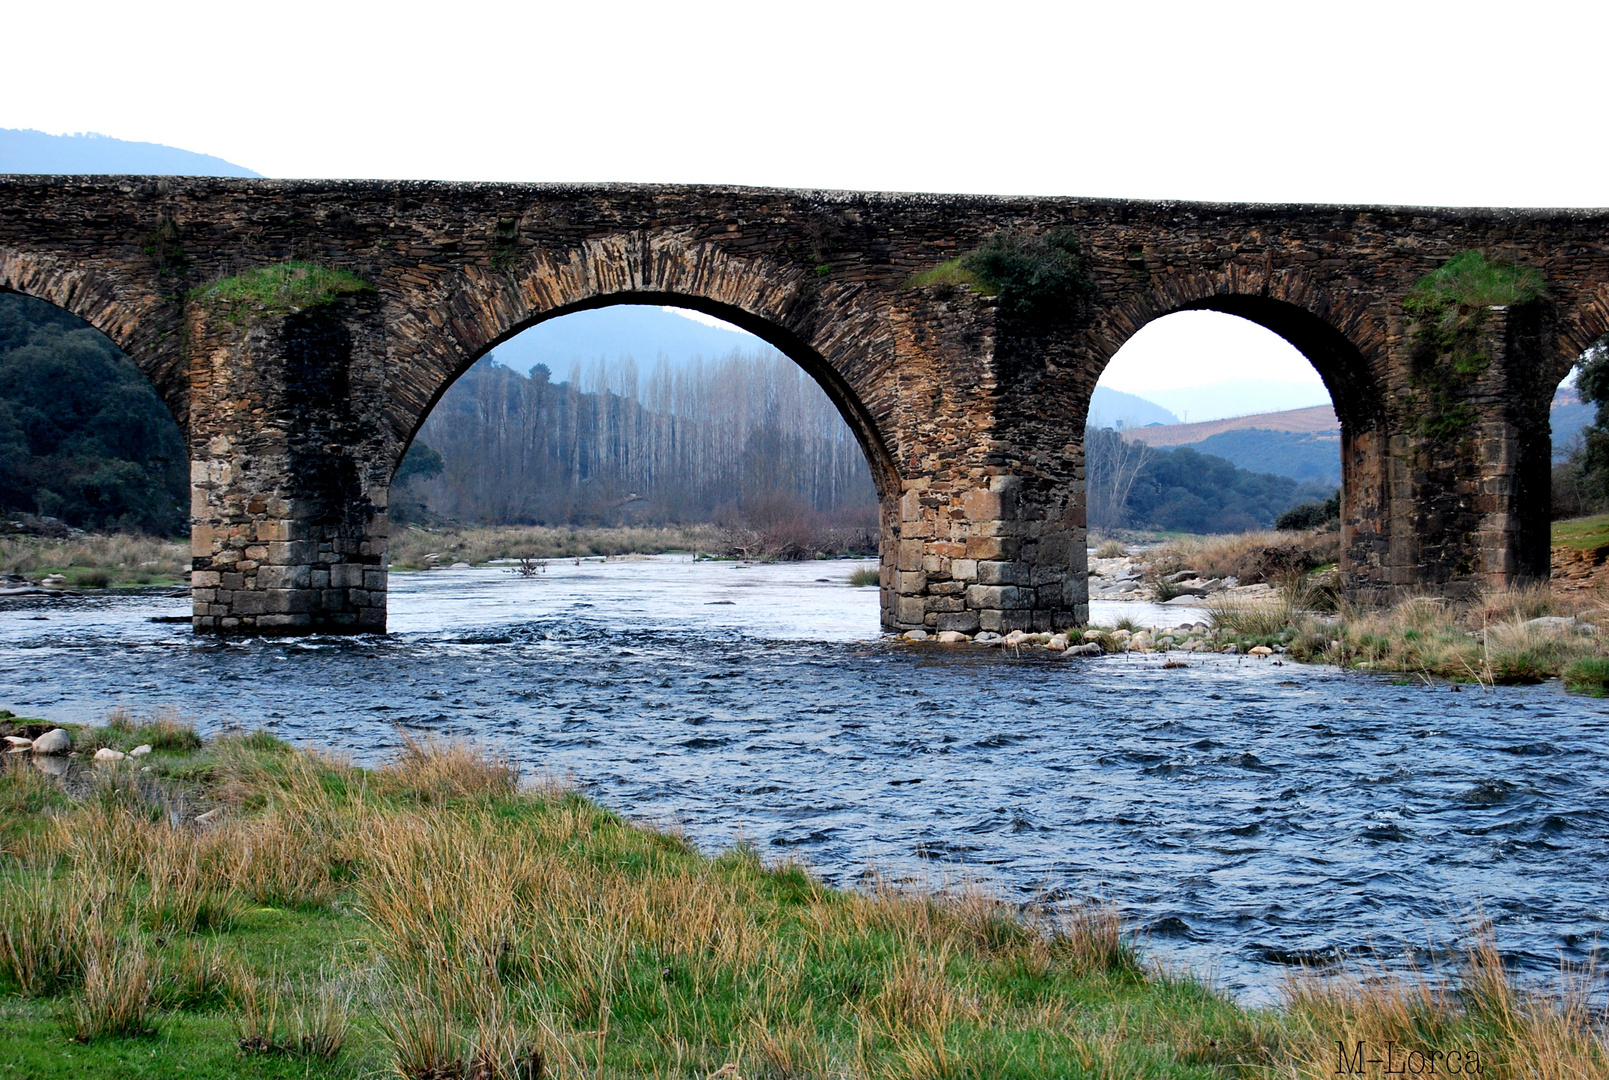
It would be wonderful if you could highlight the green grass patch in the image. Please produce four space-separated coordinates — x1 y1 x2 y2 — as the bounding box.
908 257 994 293
1563 655 1609 695
1552 513 1609 551
1404 250 1545 314
191 262 371 317
0 720 1599 1078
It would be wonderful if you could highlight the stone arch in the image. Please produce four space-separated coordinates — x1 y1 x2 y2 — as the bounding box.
1090 266 1383 431
1556 284 1609 378
381 233 903 501
1081 266 1388 589
0 247 187 426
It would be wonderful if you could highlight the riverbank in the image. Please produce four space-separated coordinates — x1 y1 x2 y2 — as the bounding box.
1 715 1602 1079
0 533 187 589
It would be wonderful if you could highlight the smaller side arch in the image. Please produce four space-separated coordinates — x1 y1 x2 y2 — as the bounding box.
1086 271 1389 594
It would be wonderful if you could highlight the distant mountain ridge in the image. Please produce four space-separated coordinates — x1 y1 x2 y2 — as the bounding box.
0 128 259 177
1119 405 1339 447
1087 386 1178 428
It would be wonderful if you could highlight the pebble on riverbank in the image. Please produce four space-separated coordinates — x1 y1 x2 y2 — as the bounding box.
895 621 1234 656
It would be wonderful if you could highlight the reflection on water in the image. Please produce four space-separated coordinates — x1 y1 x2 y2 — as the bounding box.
1 555 1605 1002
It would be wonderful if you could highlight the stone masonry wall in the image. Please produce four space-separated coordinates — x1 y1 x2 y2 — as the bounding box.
5 177 1609 634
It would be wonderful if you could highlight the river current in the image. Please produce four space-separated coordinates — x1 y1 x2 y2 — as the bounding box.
1 555 1604 1002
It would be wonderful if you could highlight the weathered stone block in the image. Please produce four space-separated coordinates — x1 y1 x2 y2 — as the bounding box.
936 611 981 634
976 561 1021 585
965 536 1019 561
255 520 292 543
897 571 927 595
896 596 926 625
951 558 978 581
897 539 924 572
256 564 311 590
965 584 1027 609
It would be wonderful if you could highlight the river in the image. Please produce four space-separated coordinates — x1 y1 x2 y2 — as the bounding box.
1 554 1604 1003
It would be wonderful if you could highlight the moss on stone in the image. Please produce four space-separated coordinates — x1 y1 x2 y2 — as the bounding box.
1403 251 1546 440
191 262 370 317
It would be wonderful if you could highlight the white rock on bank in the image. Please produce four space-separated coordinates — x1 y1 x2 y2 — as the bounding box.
1047 633 1068 651
30 728 71 755
1003 630 1030 646
94 747 126 763
3 735 31 749
1066 642 1103 656
129 744 152 758
974 631 1004 646
936 630 970 644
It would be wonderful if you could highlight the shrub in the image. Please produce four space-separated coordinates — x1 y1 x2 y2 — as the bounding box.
912 229 1097 318
1563 656 1609 695
1276 490 1340 530
1403 252 1545 439
847 565 880 587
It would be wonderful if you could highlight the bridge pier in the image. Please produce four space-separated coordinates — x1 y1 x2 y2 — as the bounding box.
187 296 394 634
887 474 1084 634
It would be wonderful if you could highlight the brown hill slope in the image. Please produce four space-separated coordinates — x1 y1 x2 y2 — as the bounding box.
1121 405 1339 448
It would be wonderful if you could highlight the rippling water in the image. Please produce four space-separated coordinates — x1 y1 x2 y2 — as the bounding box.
2 555 1605 1002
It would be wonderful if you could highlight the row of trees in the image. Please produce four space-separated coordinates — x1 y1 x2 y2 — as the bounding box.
404 351 878 527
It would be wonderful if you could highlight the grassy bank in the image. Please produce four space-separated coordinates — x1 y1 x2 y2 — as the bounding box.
1 715 1602 1078
1201 583 1609 692
0 533 188 587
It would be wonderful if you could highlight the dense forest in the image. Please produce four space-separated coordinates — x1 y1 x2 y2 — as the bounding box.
1178 428 1342 487
406 351 877 527
0 294 187 535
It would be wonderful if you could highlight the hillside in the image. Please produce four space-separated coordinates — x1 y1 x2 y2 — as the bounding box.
1120 404 1339 447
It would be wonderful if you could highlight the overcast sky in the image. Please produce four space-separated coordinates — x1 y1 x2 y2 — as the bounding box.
6 0 1598 416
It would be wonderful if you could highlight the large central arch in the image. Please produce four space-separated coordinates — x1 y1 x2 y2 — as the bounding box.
383 236 903 500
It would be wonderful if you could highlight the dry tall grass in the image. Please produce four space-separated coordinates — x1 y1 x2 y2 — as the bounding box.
0 532 188 583
1147 527 1341 584
3 725 1603 1077
1209 581 1609 686
1280 934 1608 1079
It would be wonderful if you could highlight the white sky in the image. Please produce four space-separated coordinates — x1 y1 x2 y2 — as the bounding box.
7 0 1602 411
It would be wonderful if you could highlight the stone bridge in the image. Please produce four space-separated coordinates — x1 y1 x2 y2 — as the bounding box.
3 176 1608 634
